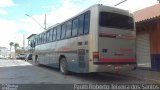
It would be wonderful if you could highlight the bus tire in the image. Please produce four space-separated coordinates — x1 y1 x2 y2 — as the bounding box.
60 58 68 75
35 56 39 66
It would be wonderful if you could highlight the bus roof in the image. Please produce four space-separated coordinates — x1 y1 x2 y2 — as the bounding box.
37 4 131 35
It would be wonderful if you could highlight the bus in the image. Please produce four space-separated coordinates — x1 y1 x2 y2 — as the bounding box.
32 4 136 74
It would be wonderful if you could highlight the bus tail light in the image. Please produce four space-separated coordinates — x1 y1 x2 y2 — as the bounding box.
93 52 99 62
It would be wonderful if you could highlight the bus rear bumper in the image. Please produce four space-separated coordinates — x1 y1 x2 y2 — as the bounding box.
91 63 136 72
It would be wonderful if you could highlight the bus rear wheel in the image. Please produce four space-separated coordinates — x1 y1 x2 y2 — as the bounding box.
35 56 39 66
60 58 68 75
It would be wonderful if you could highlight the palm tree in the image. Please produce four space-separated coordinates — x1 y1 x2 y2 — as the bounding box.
14 43 19 53
9 42 14 58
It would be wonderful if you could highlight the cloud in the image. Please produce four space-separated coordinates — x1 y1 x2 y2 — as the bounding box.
0 9 7 15
100 0 158 12
14 0 85 48
0 0 158 49
46 0 83 25
0 0 15 7
0 19 21 48
0 0 15 15
16 29 28 34
21 0 84 34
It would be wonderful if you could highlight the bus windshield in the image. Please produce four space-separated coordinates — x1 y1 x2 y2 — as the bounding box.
99 12 134 30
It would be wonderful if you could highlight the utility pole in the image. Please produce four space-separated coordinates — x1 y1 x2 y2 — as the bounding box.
44 14 47 30
114 0 127 6
23 34 25 53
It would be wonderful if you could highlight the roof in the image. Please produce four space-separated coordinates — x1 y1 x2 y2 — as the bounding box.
134 3 160 23
27 34 36 39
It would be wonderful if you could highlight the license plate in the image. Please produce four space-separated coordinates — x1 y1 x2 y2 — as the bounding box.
115 65 122 70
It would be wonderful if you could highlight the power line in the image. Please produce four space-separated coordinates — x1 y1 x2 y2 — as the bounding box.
94 0 127 6
114 0 127 6
94 0 101 4
25 14 46 30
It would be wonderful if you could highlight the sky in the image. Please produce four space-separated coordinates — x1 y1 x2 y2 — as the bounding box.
0 0 159 49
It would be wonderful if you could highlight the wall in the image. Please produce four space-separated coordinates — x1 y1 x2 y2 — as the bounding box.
149 21 160 70
0 47 8 58
136 19 160 70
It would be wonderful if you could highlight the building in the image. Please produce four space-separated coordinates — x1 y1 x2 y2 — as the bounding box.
26 34 36 54
134 3 160 71
8 51 16 59
0 47 8 58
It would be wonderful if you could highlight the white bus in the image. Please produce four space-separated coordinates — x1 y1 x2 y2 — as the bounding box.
32 4 136 74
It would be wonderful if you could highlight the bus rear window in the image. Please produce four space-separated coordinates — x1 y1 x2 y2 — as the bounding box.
99 12 134 30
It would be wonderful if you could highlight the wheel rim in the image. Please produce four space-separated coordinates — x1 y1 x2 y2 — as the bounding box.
60 60 66 73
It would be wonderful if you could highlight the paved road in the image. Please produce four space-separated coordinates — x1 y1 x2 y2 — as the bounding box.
0 59 155 84
0 59 157 90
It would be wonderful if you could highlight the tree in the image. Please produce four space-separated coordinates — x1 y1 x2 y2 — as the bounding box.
14 43 19 53
9 42 14 58
9 42 14 51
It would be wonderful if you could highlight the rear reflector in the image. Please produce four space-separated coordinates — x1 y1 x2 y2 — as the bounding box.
115 65 122 70
93 52 99 62
93 52 99 58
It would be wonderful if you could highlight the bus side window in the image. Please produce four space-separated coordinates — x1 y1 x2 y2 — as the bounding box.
49 29 53 42
39 34 41 44
53 28 55 41
57 26 61 40
30 41 33 47
84 12 90 34
61 24 66 39
66 21 72 38
43 33 45 43
45 33 47 43
44 33 46 43
46 33 47 43
35 38 37 46
72 18 78 37
37 36 39 45
38 35 40 45
47 31 50 43
41 34 43 44
42 34 44 44
78 15 84 35
52 28 56 41
39 35 41 44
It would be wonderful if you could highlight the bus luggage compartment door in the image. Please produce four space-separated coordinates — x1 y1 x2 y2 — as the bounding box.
78 49 86 68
